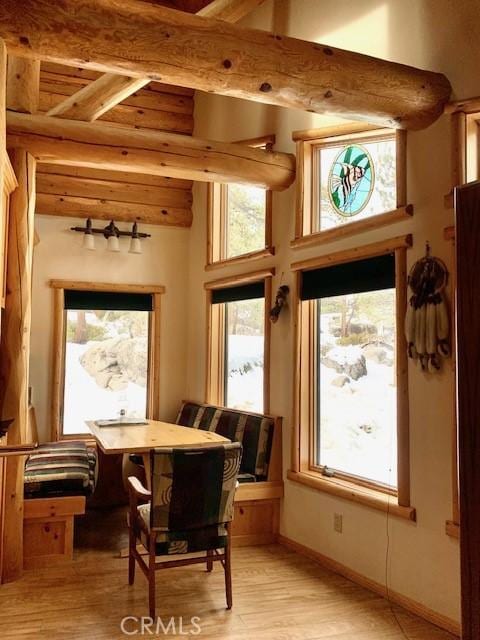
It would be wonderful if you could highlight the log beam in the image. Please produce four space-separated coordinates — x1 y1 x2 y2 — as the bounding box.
0 149 36 582
196 0 266 21
46 74 150 121
46 0 265 122
0 0 451 129
35 193 192 227
6 56 40 113
7 112 296 190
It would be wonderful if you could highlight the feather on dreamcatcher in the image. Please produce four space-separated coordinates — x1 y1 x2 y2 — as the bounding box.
405 243 450 373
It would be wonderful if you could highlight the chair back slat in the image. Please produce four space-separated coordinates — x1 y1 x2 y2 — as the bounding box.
150 443 241 532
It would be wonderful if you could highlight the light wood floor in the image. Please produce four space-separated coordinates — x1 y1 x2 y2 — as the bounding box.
0 508 456 640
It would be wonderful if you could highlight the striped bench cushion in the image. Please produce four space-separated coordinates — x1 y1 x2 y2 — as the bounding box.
24 441 98 498
176 402 275 481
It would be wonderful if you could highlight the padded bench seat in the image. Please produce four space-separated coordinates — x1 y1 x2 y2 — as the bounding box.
24 440 97 499
23 440 98 570
176 402 275 482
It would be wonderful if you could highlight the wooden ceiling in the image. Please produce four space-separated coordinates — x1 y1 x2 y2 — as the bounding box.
28 0 266 229
35 62 195 227
33 0 208 228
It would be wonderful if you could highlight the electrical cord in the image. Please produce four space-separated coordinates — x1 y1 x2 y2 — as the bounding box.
385 462 411 639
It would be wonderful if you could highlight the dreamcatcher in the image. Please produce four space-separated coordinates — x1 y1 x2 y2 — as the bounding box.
405 243 450 372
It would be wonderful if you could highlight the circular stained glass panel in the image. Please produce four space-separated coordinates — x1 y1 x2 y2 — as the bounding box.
327 144 375 217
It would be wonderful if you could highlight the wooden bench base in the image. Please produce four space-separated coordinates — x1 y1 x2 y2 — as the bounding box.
231 482 283 546
23 496 86 569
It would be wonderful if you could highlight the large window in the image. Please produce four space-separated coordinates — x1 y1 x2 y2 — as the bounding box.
50 282 163 439
206 270 273 413
292 126 409 247
289 239 414 520
312 262 397 488
444 100 480 537
207 136 274 269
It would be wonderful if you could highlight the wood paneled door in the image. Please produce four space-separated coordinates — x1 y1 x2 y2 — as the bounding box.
455 180 480 640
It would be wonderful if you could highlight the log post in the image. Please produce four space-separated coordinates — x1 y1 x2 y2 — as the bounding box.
0 0 452 129
0 41 5 160
6 56 40 114
0 37 6 584
0 148 36 582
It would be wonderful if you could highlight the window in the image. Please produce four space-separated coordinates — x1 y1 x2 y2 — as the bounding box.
205 270 273 413
207 136 274 269
292 125 409 247
50 282 163 439
289 237 414 520
446 102 480 207
444 99 480 536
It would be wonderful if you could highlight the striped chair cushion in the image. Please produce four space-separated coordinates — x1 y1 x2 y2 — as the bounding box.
24 441 98 498
136 504 228 555
176 402 274 480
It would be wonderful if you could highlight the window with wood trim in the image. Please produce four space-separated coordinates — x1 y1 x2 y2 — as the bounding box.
292 125 410 247
207 136 275 269
205 270 273 413
50 282 163 440
289 238 414 520
446 102 480 207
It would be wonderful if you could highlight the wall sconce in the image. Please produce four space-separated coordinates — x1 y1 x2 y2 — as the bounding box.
129 223 142 254
71 219 151 254
82 218 95 251
270 285 289 323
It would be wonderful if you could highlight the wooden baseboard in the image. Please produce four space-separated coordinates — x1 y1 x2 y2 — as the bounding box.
278 534 461 637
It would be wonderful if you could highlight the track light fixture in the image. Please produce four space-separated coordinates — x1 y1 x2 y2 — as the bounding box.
71 219 151 254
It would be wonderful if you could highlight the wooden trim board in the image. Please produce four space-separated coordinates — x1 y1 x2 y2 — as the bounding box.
278 535 461 637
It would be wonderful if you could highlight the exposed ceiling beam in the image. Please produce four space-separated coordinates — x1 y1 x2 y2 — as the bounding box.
46 74 151 122
196 0 266 21
46 0 265 122
6 112 296 190
35 192 192 227
6 56 40 113
0 0 451 129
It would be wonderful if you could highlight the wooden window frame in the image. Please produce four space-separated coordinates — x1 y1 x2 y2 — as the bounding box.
288 235 416 521
1 152 18 309
204 268 274 413
292 124 411 248
444 98 480 208
206 135 275 271
49 280 165 441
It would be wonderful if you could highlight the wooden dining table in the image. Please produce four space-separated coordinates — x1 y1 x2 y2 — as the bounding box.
87 419 229 488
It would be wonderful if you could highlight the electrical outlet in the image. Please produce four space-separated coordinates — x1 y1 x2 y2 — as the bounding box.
334 513 343 533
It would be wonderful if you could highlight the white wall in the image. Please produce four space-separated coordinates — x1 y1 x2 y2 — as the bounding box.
30 215 190 442
185 0 479 624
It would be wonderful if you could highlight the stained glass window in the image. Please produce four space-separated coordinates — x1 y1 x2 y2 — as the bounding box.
317 136 396 232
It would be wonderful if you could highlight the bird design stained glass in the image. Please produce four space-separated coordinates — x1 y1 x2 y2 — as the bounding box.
317 136 397 232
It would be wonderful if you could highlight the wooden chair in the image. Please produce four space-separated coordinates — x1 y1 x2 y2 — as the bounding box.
127 442 242 618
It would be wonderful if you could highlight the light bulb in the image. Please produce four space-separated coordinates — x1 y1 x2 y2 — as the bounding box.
107 234 120 252
129 236 142 254
82 232 95 251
